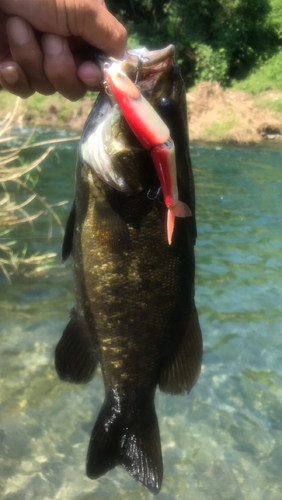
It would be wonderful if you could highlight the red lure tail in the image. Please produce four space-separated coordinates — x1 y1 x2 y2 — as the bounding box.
167 202 192 245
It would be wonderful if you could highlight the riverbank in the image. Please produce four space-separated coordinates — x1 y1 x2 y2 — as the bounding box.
186 82 282 143
1 83 282 144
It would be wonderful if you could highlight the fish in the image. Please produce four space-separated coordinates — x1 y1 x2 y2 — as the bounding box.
55 45 202 495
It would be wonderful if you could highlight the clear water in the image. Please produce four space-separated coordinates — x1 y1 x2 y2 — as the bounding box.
1 132 282 500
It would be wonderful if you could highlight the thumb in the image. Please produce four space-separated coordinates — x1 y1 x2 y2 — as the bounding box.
79 1 127 58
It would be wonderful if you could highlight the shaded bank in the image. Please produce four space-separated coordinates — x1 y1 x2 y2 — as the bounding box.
0 83 282 144
187 83 282 143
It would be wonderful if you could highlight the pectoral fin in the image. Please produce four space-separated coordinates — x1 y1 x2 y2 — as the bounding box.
55 308 98 384
62 201 76 262
159 307 202 394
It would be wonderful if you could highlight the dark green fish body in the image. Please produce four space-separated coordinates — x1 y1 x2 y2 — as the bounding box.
56 51 202 494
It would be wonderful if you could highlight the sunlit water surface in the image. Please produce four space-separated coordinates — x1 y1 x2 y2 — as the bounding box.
1 131 282 500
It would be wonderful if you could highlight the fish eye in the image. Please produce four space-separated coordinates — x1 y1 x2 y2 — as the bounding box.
157 98 176 117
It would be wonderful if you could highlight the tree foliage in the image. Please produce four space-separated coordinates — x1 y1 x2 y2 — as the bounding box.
108 0 282 88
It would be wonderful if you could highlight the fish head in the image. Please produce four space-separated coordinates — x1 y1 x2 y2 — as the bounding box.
79 45 186 197
104 45 187 149
89 44 183 111
121 45 186 111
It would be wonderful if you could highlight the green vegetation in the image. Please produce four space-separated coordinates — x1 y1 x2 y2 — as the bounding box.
0 91 17 107
22 92 90 124
57 107 73 125
257 98 282 113
202 119 238 142
233 51 282 93
109 0 282 90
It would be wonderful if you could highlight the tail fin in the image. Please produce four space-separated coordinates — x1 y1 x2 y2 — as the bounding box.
167 201 192 245
86 395 163 495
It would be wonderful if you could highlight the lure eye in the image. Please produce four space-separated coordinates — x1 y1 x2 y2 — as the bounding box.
106 67 141 100
112 71 122 81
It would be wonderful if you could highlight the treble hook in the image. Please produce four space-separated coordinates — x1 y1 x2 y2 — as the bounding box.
147 186 163 201
135 55 150 85
127 52 150 85
102 61 113 97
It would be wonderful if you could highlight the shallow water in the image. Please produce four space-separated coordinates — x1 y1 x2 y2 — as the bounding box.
1 133 282 500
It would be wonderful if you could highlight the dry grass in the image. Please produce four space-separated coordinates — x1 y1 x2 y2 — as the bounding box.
0 98 79 282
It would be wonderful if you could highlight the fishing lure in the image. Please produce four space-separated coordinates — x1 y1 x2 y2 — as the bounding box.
104 63 192 245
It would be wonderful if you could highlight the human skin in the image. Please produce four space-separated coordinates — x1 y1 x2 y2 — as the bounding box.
0 0 127 100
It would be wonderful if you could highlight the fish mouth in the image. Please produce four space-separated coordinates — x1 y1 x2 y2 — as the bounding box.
123 44 175 74
100 45 175 89
122 45 175 85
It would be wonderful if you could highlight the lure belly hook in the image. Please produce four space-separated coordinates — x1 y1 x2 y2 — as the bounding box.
104 62 192 245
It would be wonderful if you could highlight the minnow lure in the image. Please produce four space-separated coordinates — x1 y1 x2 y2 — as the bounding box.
104 63 192 245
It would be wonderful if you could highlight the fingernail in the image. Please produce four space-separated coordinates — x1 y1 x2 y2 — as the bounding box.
43 35 63 56
0 65 19 85
8 17 30 45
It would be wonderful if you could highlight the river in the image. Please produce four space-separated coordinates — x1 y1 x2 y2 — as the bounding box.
1 131 282 500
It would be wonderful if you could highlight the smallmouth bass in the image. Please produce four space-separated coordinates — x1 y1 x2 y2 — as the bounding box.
55 45 202 495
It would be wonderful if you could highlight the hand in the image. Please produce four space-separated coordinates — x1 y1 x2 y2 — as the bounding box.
0 0 127 100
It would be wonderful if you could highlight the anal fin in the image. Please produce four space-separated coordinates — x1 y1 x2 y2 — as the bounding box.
55 309 98 384
159 306 202 394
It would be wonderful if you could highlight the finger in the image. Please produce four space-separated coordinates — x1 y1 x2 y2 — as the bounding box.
0 61 34 98
0 10 9 60
6 16 55 95
77 61 103 91
78 0 127 59
42 34 87 101
1 0 127 58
